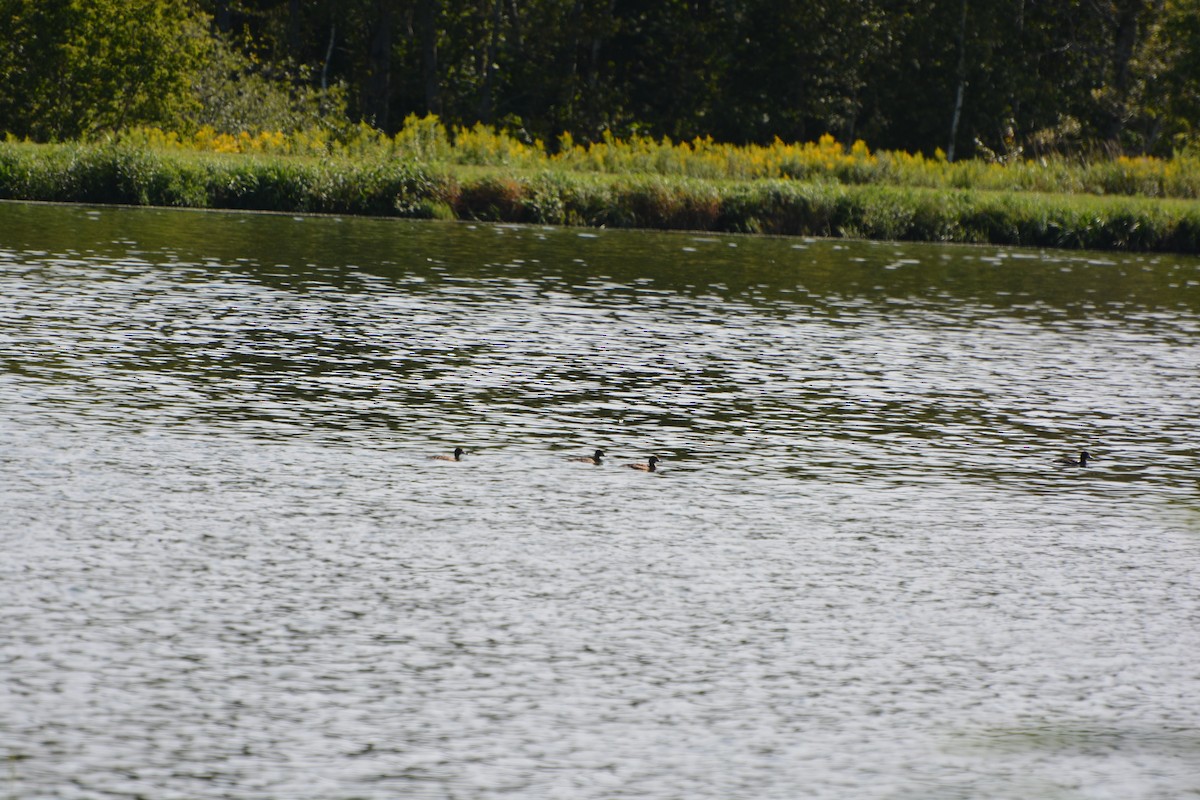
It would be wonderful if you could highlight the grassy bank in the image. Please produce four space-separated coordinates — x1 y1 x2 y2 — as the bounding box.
114 118 1200 200
2 139 1199 253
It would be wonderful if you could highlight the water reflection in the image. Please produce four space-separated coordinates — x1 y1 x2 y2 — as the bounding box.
2 202 1199 800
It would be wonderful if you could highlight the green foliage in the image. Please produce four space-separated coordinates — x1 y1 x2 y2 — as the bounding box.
5 0 1200 158
0 0 212 140
454 174 532 222
608 177 722 231
189 31 351 137
152 116 1176 201
3 137 1199 254
290 0 1200 155
0 140 456 217
1139 0 1200 152
392 114 454 162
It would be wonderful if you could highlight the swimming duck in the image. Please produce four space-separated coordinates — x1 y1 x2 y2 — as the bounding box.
625 456 660 472
569 449 605 465
432 447 466 462
1057 451 1091 467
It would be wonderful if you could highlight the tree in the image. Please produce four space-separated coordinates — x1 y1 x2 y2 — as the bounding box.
0 0 213 140
1147 0 1200 150
1095 0 1200 153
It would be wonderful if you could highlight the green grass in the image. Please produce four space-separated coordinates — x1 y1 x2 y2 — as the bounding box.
2 140 1199 253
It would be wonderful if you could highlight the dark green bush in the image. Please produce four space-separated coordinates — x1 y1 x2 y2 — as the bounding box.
454 174 530 221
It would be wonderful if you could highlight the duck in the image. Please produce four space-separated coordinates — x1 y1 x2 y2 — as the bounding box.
625 456 661 472
1057 451 1091 467
431 447 466 462
568 449 605 465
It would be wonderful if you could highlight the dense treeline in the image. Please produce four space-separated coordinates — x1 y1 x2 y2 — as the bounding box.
1 0 1198 158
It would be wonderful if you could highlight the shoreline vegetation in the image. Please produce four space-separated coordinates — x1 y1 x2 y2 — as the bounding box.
3 117 1199 253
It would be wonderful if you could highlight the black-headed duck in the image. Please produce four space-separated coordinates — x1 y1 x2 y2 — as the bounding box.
432 447 466 462
625 456 660 472
569 449 605 465
1057 451 1091 467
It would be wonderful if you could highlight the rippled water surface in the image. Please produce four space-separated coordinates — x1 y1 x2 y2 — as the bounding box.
3 201 1199 799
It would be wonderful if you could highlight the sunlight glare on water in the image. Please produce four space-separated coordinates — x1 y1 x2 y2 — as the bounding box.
2 202 1199 799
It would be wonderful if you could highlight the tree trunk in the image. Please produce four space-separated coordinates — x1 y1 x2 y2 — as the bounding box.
365 0 393 129
418 0 442 115
479 0 504 123
321 17 336 91
947 0 969 161
1102 0 1162 145
288 0 302 56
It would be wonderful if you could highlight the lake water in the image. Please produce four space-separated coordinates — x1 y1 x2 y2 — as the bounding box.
2 201 1199 800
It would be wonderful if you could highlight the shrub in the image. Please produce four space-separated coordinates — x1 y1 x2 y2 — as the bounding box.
454 174 530 221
